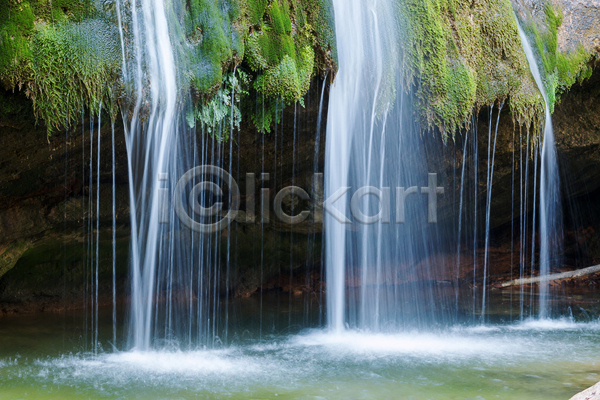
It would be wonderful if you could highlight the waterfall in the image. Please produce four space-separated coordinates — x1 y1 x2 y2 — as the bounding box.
122 0 181 349
325 0 374 333
516 23 563 319
325 0 454 332
481 103 503 321
324 1 565 331
111 121 117 347
115 0 218 350
95 101 102 353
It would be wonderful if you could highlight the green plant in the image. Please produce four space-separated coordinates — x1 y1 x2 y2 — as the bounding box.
188 69 250 141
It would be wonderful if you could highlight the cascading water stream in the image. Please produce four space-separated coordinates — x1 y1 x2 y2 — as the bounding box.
325 0 452 332
516 22 563 319
115 0 215 350
325 1 565 331
482 103 504 321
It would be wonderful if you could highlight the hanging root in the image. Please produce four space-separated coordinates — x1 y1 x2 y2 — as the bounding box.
500 265 600 287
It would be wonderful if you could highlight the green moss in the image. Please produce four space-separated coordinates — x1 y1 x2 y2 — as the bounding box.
241 0 321 131
300 0 337 71
247 0 269 25
513 4 593 113
397 0 555 135
29 20 120 133
185 0 246 95
0 0 117 133
268 0 290 34
0 0 95 89
0 0 36 89
0 0 337 135
183 0 336 134
188 69 249 141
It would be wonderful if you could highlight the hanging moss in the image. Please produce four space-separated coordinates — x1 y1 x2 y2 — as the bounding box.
0 0 95 88
240 0 321 131
397 0 547 136
27 20 120 133
0 0 336 135
298 0 337 72
398 0 595 136
0 0 118 134
187 69 250 141
0 0 36 89
184 0 247 96
175 0 336 133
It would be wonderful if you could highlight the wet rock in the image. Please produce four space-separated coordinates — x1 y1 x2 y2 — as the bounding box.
570 381 600 400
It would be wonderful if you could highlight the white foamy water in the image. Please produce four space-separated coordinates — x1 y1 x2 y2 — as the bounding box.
2 320 599 399
508 317 600 331
292 330 524 358
35 349 266 378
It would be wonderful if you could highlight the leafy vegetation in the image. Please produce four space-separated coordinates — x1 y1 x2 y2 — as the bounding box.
397 0 546 136
0 0 119 134
187 70 250 141
1 0 594 139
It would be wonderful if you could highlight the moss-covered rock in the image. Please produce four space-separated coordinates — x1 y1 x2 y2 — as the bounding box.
0 0 120 133
514 1 595 113
244 0 315 102
183 0 247 96
0 0 337 135
181 0 336 133
397 0 597 136
2 0 595 138
398 0 542 135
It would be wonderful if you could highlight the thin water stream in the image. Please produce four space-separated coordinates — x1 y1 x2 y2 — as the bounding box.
516 23 563 320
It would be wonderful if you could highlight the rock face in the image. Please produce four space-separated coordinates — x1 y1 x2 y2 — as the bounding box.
0 92 132 313
0 78 328 312
3 65 600 311
513 0 600 55
554 0 600 54
430 66 600 285
570 382 600 400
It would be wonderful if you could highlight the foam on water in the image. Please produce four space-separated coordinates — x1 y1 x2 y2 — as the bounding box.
508 317 600 331
34 349 267 378
2 320 599 398
20 349 281 394
289 319 600 363
104 349 263 375
291 329 523 358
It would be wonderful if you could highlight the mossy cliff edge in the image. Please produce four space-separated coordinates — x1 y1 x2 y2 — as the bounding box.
0 0 336 133
397 0 598 136
1 0 598 136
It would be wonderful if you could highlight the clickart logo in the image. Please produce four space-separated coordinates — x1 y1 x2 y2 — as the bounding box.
157 166 444 233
